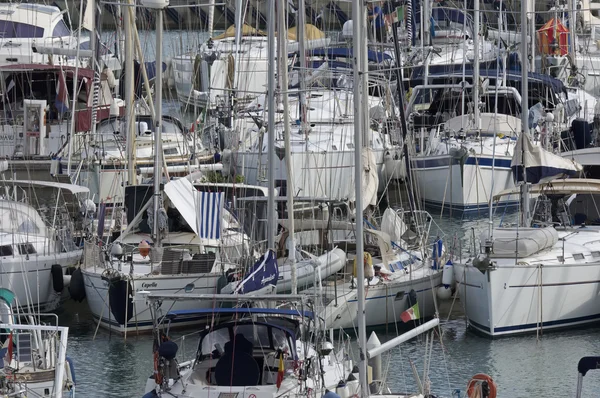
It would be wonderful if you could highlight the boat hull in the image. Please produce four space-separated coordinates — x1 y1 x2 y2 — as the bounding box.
454 261 600 337
319 271 443 330
1 251 82 311
412 154 518 212
82 269 224 333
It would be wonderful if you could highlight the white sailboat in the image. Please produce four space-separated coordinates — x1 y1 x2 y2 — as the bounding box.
453 14 600 336
0 179 85 312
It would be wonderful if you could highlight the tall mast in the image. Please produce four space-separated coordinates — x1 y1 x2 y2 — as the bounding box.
297 0 307 138
473 0 480 129
140 0 167 244
520 0 530 227
278 0 296 293
66 0 86 178
266 0 276 250
125 0 136 186
352 1 368 396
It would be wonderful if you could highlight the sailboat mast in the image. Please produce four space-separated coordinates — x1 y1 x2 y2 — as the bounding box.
66 0 86 178
125 0 136 186
267 0 276 250
520 0 530 226
152 5 165 245
278 0 297 293
297 0 307 139
352 1 368 395
473 0 480 128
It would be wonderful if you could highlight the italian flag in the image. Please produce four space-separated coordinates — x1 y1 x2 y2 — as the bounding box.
400 303 420 323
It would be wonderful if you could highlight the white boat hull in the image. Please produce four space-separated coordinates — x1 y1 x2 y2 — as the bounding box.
454 260 600 337
0 251 82 311
82 269 224 333
317 270 442 330
412 154 518 211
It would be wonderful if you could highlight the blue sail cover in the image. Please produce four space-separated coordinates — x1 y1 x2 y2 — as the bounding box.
511 131 581 184
234 250 279 294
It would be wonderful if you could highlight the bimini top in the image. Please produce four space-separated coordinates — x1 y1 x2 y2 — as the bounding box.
195 319 300 363
165 307 314 320
424 69 566 95
308 47 393 63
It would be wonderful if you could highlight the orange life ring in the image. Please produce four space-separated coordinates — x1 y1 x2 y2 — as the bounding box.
466 373 497 398
154 351 163 385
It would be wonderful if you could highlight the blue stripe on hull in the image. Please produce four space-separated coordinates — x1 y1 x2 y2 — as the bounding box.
412 156 512 170
469 313 600 338
92 313 215 333
421 198 520 213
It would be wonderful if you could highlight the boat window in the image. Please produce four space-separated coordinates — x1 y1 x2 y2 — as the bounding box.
0 21 44 38
52 20 70 37
0 245 12 256
17 218 40 234
271 327 290 350
17 243 36 255
591 251 600 258
200 328 231 356
233 324 270 348
573 253 584 260
164 148 179 155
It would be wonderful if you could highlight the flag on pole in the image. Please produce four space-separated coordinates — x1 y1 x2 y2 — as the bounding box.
276 351 285 388
56 69 69 114
400 302 420 323
196 191 224 240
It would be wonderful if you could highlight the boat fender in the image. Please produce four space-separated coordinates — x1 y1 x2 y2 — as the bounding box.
442 260 455 288
51 264 64 293
346 374 360 396
65 356 76 385
466 373 497 398
108 278 134 325
336 380 350 398
158 340 178 361
68 268 86 302
437 260 455 300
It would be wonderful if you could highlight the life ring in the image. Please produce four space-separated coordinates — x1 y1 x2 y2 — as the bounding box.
153 351 163 385
466 373 497 398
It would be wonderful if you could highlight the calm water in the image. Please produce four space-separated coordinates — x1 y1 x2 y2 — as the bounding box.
58 205 600 398
60 296 600 398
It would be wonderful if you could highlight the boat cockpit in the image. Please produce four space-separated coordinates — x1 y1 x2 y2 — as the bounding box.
189 318 299 387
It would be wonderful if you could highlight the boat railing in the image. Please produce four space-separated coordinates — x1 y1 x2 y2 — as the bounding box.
83 239 103 270
0 322 70 398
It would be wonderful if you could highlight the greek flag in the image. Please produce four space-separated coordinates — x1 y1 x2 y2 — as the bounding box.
196 191 224 239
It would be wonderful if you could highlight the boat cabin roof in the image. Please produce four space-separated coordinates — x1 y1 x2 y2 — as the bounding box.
0 200 46 235
0 4 70 39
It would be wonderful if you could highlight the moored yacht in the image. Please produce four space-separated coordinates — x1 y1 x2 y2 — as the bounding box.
0 180 85 312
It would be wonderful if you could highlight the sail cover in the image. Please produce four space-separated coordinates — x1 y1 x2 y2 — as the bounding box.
511 132 582 184
234 250 279 294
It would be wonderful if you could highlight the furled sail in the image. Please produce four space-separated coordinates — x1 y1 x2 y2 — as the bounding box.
511 132 582 184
